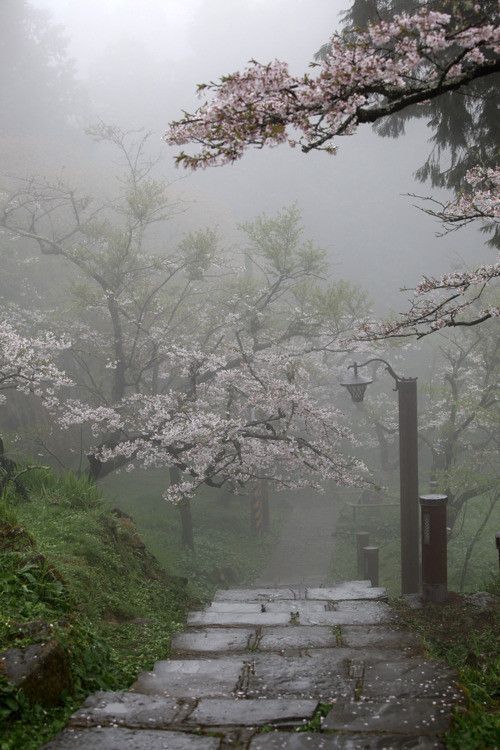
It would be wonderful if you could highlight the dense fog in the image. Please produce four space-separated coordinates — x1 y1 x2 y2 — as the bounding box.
20 0 491 304
0 3 498 745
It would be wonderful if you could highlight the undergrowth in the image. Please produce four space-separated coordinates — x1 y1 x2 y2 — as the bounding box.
394 578 500 750
0 466 278 749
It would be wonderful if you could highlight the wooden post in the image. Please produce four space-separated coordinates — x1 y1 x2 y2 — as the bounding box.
420 494 448 603
398 378 420 595
356 531 370 578
363 545 379 587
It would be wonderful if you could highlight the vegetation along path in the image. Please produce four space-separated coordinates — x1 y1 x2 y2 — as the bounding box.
44 580 462 749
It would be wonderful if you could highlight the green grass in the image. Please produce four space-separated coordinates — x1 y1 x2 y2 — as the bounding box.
0 467 280 749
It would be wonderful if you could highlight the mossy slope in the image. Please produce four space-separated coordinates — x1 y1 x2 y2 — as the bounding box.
0 470 188 750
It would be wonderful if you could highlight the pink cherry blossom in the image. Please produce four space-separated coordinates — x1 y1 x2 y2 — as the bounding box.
166 8 499 169
0 320 71 406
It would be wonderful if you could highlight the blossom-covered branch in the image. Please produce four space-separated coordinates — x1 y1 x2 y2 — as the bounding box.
166 8 499 169
413 165 500 239
359 166 499 338
0 320 71 405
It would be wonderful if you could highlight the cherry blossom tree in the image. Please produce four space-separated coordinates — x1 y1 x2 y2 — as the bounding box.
0 129 370 532
166 7 499 337
59 347 364 505
52 205 368 509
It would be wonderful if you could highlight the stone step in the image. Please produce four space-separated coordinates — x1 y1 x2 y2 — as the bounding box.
323 697 453 735
69 691 185 729
306 583 388 601
172 627 255 654
212 582 388 603
43 581 459 749
188 601 392 627
186 698 318 727
249 732 445 749
214 588 303 602
43 727 220 750
205 601 327 614
68 691 319 731
172 625 420 656
131 658 244 699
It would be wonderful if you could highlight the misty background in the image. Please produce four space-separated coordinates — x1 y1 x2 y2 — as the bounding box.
22 0 486 314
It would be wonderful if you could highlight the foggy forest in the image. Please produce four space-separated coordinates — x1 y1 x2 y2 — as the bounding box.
0 1 498 748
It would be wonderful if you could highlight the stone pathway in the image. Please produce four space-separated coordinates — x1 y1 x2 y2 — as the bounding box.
44 581 461 749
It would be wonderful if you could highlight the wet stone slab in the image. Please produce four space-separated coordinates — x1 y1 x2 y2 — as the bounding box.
288 601 392 626
171 628 255 654
189 602 392 628
188 612 291 627
187 698 318 727
69 691 182 728
257 626 339 651
360 658 460 700
341 626 420 651
323 698 452 734
43 727 220 750
249 732 445 749
320 601 392 625
206 601 327 615
306 583 387 601
214 588 301 602
131 658 244 699
246 651 354 700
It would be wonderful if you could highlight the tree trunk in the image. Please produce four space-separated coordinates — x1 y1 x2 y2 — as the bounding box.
261 479 270 533
170 466 194 550
459 494 498 592
107 293 127 403
249 481 270 537
179 498 195 550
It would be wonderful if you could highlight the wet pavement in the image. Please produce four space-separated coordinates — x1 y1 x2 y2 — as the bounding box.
44 582 461 749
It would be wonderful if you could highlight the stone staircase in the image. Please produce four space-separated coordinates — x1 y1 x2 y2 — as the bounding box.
44 581 461 749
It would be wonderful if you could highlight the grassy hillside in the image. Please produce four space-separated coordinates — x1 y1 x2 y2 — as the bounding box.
0 467 280 749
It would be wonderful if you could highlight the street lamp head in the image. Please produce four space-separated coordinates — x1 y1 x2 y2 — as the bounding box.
340 362 373 403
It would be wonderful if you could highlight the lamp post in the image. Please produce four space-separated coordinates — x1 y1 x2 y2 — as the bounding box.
341 359 420 595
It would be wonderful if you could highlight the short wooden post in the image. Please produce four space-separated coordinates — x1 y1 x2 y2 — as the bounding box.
420 494 448 603
356 531 370 578
495 532 500 569
363 546 379 587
